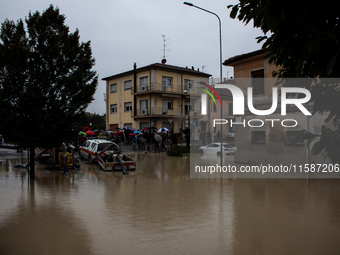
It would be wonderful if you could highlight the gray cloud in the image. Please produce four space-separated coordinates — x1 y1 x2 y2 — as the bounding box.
0 0 262 114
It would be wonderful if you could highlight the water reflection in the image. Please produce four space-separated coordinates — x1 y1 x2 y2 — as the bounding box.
232 179 340 255
0 171 93 255
0 154 340 254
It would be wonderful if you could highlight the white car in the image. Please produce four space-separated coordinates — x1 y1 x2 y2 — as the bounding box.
79 139 120 161
199 143 236 157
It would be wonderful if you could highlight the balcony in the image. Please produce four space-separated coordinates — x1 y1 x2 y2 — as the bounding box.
132 107 182 118
134 82 200 96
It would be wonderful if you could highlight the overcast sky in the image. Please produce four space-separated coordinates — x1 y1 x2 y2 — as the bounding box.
1 0 263 114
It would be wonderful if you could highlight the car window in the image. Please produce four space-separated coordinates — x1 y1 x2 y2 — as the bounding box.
98 143 113 151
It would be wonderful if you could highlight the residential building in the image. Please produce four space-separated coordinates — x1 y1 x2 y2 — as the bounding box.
223 50 325 165
207 79 235 143
102 63 211 134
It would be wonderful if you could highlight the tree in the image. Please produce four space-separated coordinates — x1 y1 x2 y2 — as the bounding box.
80 113 106 131
228 0 340 163
0 5 98 178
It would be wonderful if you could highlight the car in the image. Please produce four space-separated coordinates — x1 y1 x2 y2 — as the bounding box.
79 139 120 161
199 143 236 157
79 139 136 172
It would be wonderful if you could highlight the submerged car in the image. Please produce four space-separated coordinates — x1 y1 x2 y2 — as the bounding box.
199 143 236 157
79 139 136 172
79 139 116 161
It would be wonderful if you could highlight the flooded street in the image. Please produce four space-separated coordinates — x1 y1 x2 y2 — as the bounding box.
1 152 340 254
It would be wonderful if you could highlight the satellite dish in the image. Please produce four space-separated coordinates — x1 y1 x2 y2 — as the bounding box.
161 59 167 64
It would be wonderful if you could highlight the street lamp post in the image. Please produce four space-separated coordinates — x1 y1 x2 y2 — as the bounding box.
184 2 224 167
183 2 222 83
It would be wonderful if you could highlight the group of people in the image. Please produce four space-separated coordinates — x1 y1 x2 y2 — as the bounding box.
77 127 191 152
130 130 168 153
127 128 191 152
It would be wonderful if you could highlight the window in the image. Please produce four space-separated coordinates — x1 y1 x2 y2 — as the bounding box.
162 100 173 110
251 69 265 95
207 144 220 148
184 79 194 90
168 101 173 110
162 100 173 115
184 101 194 114
124 80 132 90
110 104 117 114
140 100 148 115
162 76 173 91
98 143 114 151
124 102 132 112
124 123 132 129
140 76 148 92
251 131 266 144
110 83 117 93
228 103 233 116
286 131 304 145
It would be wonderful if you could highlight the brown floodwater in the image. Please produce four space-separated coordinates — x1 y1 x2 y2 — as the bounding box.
0 153 340 255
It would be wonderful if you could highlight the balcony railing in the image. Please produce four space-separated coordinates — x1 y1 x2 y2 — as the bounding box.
132 107 183 117
140 108 149 116
134 82 200 95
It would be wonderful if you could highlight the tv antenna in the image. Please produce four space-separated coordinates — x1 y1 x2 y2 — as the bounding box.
161 35 170 64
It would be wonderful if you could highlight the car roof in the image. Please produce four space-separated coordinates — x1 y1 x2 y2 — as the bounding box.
88 139 113 144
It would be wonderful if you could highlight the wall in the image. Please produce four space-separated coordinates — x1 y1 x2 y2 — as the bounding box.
227 53 328 165
106 66 210 132
234 112 328 165
106 74 134 129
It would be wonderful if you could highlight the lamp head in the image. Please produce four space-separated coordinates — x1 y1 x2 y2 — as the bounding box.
183 2 194 6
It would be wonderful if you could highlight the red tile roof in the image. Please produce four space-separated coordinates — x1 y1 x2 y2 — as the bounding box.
223 49 265 66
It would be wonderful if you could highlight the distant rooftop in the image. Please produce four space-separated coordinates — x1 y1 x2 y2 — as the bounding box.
223 49 265 66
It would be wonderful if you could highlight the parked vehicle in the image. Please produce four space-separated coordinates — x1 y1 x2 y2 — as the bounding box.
199 143 236 157
79 139 136 173
79 139 115 161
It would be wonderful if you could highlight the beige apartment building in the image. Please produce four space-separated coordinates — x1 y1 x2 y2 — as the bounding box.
223 50 325 165
102 63 211 133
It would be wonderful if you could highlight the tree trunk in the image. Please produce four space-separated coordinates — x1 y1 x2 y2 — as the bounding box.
29 146 35 179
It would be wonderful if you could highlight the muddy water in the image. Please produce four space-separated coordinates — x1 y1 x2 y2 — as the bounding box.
0 154 340 255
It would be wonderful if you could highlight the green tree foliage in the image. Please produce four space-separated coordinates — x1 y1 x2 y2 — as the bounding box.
0 5 98 149
80 113 106 131
228 0 340 163
228 0 340 78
